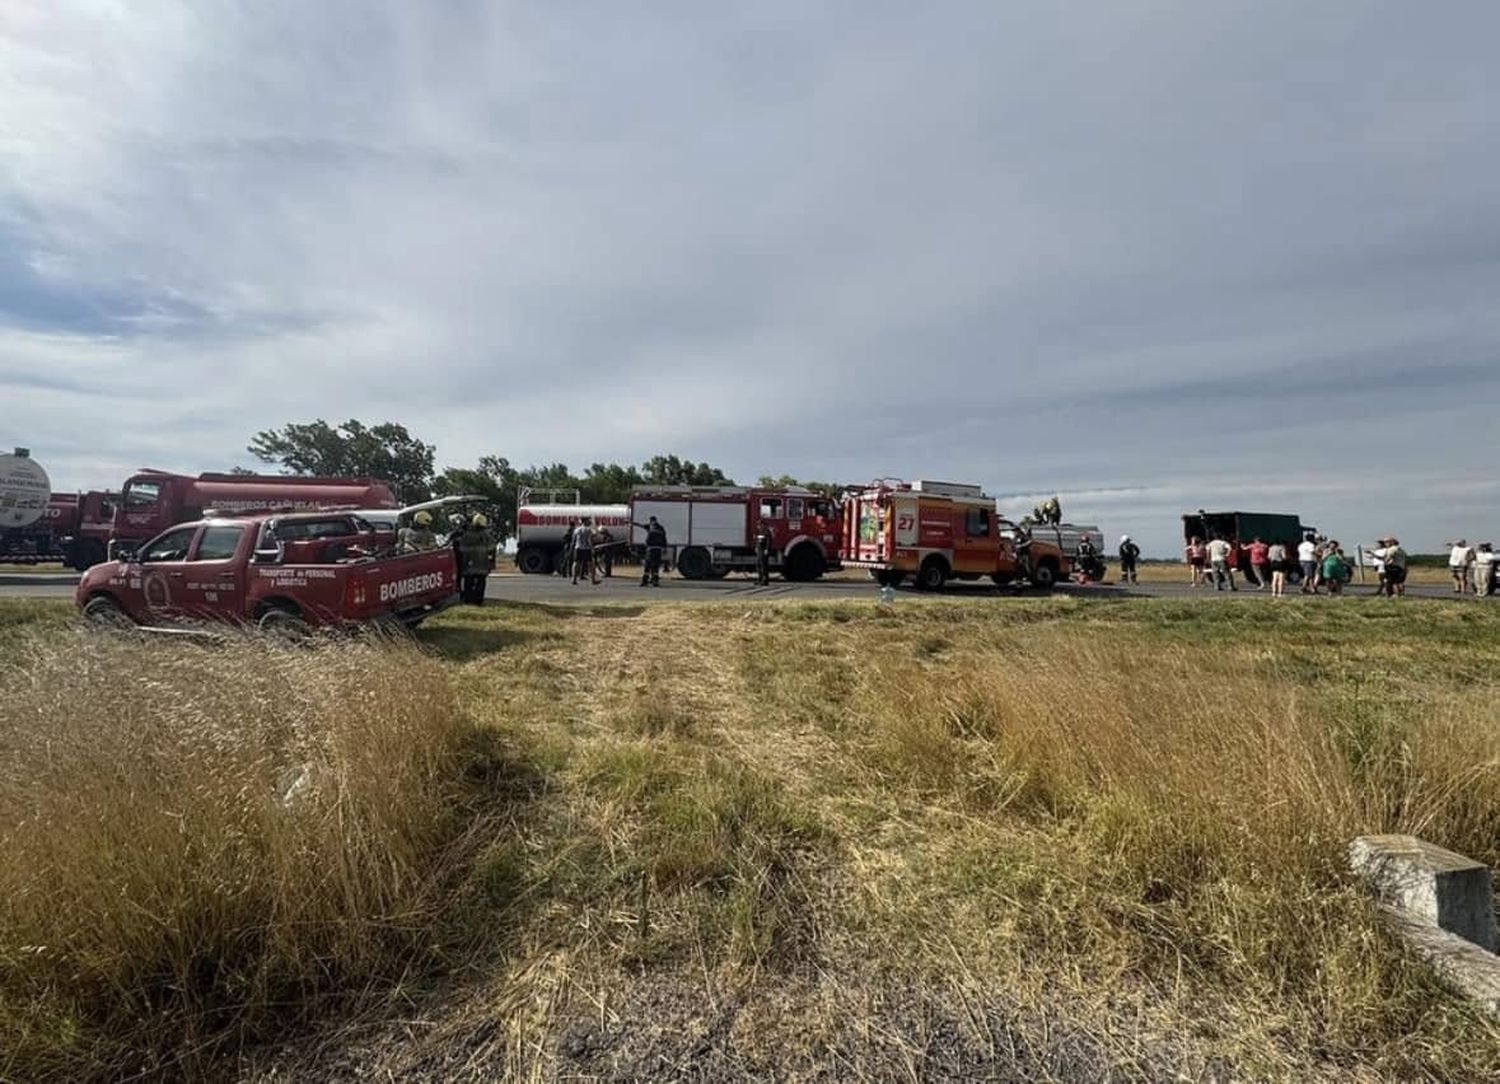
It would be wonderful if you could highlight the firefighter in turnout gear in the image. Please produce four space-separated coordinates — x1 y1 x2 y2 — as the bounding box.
454 513 494 605
1118 535 1141 585
639 515 667 586
398 510 438 553
755 521 773 585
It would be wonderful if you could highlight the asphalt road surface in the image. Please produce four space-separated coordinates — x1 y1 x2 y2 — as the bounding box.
0 570 1469 604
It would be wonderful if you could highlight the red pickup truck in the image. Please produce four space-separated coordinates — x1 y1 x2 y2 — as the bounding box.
75 512 457 633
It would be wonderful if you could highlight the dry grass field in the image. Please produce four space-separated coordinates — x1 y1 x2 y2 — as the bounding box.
2 594 1498 1081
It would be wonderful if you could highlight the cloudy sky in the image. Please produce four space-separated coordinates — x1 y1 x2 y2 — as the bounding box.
3 2 1498 553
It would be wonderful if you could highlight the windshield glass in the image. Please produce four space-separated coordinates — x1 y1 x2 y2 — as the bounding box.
124 480 161 508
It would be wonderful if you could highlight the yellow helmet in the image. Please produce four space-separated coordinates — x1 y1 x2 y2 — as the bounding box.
471 513 488 528
413 510 433 526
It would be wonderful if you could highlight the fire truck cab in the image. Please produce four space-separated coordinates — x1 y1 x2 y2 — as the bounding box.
629 485 842 581
842 479 1067 590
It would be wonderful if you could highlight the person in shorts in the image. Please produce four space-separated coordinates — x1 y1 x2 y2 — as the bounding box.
1267 540 1289 597
1185 536 1206 586
1297 535 1318 593
1448 540 1474 594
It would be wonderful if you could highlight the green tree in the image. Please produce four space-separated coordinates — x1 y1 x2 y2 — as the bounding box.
756 474 845 500
248 420 435 503
641 454 734 487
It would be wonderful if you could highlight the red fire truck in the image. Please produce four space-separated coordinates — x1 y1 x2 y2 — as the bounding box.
0 490 118 569
110 470 398 558
628 485 842 581
841 479 1069 590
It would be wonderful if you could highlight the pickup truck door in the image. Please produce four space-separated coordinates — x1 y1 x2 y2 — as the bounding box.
180 524 250 621
132 524 202 622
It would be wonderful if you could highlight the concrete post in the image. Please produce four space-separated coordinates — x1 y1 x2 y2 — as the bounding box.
1350 834 1500 1018
1349 834 1498 952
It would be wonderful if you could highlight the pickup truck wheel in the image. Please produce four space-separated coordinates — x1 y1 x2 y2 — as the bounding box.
782 544 825 582
1030 560 1057 591
258 607 311 642
916 557 948 591
81 595 132 629
516 547 550 575
676 546 712 580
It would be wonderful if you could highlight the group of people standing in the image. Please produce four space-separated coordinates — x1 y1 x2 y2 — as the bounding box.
396 508 495 605
1182 533 1393 597
1445 540 1500 596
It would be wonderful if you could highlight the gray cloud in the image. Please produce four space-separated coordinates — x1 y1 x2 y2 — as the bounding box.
2 1 1498 553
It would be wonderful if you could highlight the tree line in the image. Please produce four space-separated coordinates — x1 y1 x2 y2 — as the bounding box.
246 419 840 543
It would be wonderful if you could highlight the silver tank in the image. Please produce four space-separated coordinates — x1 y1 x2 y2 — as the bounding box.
516 504 631 548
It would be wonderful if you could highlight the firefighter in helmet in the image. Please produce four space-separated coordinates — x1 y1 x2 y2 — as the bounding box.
398 510 438 553
454 513 494 604
754 521 774 585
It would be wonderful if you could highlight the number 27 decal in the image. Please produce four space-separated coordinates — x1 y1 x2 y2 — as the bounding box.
896 515 915 530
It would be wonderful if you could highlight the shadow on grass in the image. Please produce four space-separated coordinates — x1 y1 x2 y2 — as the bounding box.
417 624 552 662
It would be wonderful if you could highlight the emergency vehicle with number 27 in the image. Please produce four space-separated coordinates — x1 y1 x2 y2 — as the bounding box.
841 479 1068 590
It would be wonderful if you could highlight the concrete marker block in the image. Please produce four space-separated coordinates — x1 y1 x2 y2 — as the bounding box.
1349 834 1498 952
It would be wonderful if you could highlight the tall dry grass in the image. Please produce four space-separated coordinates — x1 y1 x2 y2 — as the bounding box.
826 625 1500 1073
0 630 471 1081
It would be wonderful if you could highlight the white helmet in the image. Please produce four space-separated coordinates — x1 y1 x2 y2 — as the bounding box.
1120 534 1130 544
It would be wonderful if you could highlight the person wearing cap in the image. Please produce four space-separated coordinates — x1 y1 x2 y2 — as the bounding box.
455 513 495 604
398 509 438 554
1117 534 1140 585
637 515 668 586
1448 539 1475 594
1474 543 1497 597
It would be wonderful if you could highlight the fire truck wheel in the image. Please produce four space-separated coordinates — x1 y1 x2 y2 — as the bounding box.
1031 560 1057 591
82 595 132 629
782 544 825 582
916 557 948 591
72 540 107 572
516 547 550 575
258 607 311 642
705 566 730 579
676 546 712 580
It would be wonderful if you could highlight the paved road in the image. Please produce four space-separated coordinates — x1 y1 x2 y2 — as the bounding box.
0 570 1466 604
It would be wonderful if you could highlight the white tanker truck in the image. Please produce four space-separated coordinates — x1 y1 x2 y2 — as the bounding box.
514 488 631 574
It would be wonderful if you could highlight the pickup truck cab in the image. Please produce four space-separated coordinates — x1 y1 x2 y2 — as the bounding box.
76 512 457 633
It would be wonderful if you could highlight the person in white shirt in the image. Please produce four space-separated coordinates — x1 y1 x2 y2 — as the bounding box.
1474 543 1497 597
1448 540 1474 594
1297 537 1318 594
1206 537 1237 591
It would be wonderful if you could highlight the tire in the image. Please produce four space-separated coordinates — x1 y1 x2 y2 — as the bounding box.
915 557 948 591
81 594 132 629
258 607 311 642
516 547 550 575
990 572 1015 586
1031 560 1057 591
782 544 825 583
676 546 712 580
705 566 730 580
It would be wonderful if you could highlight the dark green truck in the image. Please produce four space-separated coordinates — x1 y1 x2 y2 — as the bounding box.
1182 511 1311 569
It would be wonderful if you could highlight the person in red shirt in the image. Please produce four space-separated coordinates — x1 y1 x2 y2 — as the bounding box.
1246 536 1270 590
